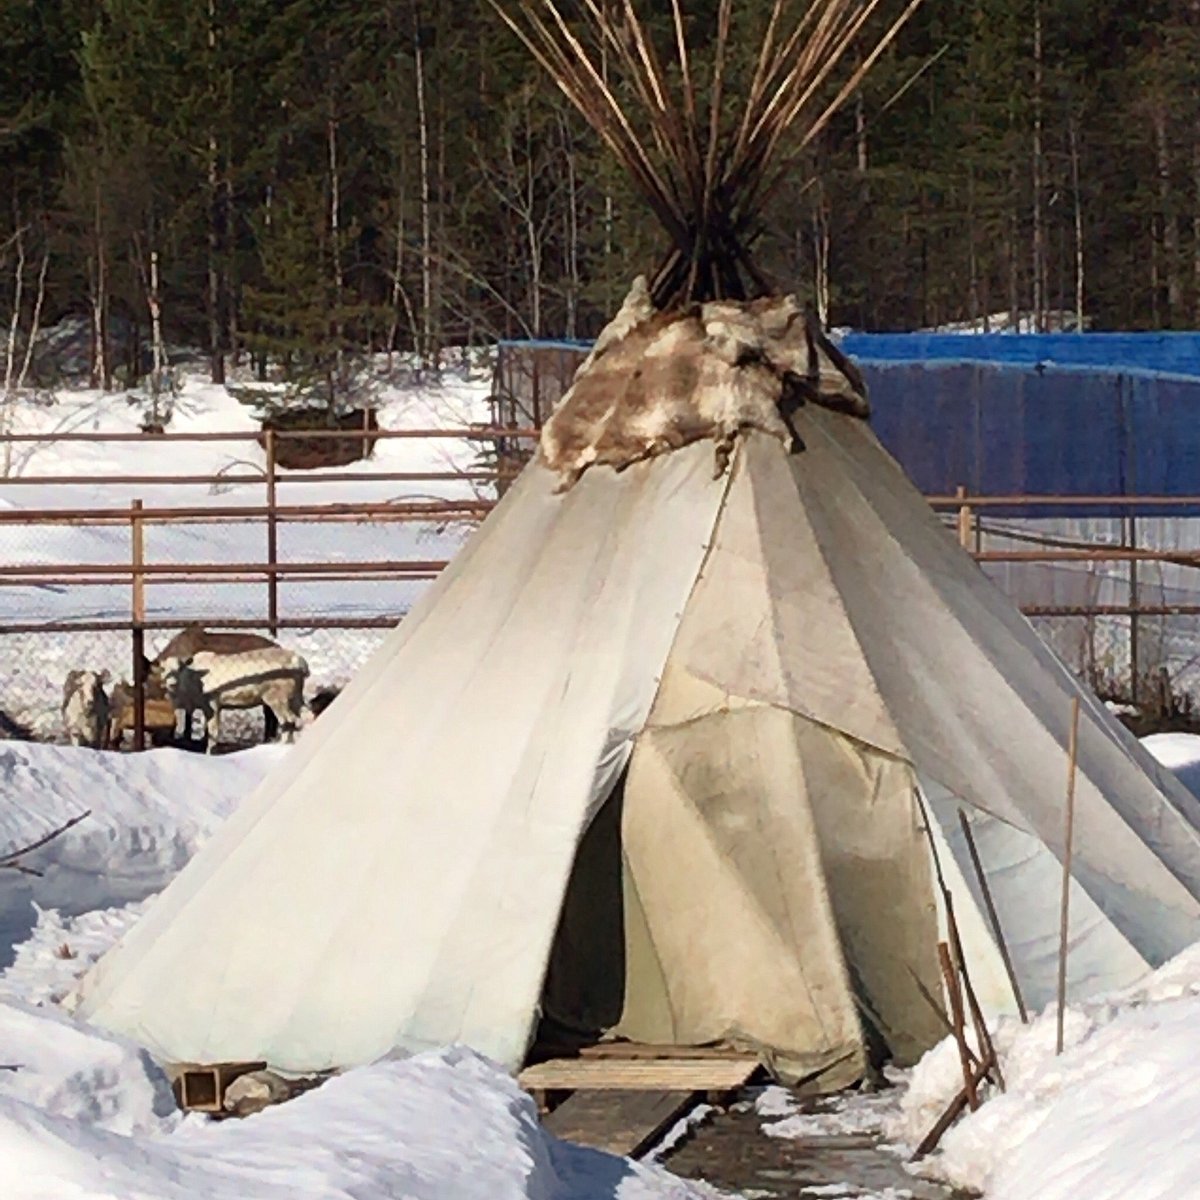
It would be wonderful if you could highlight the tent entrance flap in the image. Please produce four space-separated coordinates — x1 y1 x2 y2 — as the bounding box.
536 771 630 1056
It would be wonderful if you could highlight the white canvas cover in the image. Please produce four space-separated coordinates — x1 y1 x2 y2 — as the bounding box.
73 445 730 1072
74 298 1200 1080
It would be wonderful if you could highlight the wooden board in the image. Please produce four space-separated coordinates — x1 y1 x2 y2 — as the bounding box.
542 1088 695 1157
578 1042 755 1061
520 1056 758 1092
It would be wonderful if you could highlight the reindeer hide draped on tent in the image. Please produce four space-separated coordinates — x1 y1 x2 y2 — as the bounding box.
72 292 1200 1089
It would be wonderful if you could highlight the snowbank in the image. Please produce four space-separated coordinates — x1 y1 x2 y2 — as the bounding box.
0 1046 710 1200
891 945 1200 1200
0 741 284 968
1141 731 1200 799
0 743 714 1200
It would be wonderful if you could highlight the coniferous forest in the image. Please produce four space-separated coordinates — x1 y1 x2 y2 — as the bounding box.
2 0 1199 395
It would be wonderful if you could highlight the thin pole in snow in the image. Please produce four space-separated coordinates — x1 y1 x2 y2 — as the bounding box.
958 808 1028 1024
1056 695 1081 1055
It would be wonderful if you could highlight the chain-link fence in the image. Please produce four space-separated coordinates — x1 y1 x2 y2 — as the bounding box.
0 426 523 751
6 433 1200 750
960 506 1200 727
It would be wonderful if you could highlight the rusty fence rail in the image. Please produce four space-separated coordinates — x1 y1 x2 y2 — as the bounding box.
3 456 1200 743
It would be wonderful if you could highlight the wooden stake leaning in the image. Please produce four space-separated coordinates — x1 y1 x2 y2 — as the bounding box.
911 1048 994 1161
946 901 1006 1093
1056 695 1081 1055
957 808 1029 1024
937 941 978 1112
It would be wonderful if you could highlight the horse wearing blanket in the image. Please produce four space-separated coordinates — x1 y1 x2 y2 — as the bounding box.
159 647 308 753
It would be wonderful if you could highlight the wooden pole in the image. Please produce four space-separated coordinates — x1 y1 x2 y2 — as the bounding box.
938 941 978 1111
265 430 278 636
1056 695 1081 1055
958 808 1029 1023
1129 514 1139 705
130 498 146 752
946 898 1006 1092
911 1049 994 1161
956 484 972 549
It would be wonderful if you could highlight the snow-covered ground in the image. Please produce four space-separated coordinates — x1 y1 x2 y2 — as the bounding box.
6 734 1200 1198
0 742 716 1200
0 364 496 737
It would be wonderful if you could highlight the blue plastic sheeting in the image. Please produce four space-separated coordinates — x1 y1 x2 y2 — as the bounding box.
839 332 1200 377
861 360 1200 516
494 335 1200 514
496 337 593 352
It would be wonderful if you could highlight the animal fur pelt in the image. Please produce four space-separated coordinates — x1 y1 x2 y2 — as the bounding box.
540 278 869 490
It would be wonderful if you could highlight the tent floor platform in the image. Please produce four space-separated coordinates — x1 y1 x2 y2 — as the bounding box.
522 1048 762 1156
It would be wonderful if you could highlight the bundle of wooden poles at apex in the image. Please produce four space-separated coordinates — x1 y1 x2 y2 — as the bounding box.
487 0 927 309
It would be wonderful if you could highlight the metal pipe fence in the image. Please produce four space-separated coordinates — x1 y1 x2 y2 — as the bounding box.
3 425 1200 746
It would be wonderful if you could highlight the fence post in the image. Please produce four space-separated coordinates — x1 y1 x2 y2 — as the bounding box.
265 429 278 636
130 498 146 752
956 485 974 551
1129 514 1139 704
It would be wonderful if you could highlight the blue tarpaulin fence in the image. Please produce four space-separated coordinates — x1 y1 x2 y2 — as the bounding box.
495 333 1200 516
838 332 1200 376
812 334 1200 516
857 359 1200 516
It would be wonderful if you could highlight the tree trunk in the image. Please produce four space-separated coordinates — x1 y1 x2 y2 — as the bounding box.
90 183 110 391
1069 116 1085 331
412 3 434 367
562 113 580 339
1031 0 1045 332
3 225 23 404
327 109 344 398
1153 96 1182 322
147 247 167 424
206 0 225 384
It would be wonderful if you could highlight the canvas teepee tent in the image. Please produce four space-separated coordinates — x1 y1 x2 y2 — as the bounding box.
74 1 1200 1090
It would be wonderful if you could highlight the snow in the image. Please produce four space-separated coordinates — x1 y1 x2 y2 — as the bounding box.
889 945 1200 1200
753 1086 895 1141
1140 731 1200 799
0 740 284 969
0 743 716 1200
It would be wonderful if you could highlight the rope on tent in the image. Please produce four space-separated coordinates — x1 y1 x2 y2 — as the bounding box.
957 807 1030 1024
911 787 1007 1159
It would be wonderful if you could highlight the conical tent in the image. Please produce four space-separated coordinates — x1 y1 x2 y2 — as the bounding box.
71 0 1200 1087
73 293 1200 1086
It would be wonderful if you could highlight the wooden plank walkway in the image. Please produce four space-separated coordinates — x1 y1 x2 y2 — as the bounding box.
521 1048 761 1157
542 1089 696 1157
